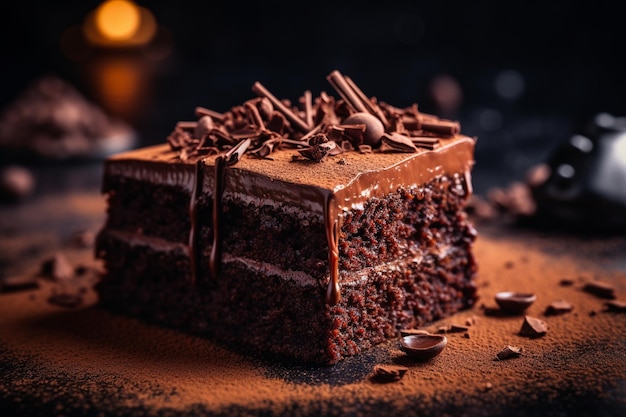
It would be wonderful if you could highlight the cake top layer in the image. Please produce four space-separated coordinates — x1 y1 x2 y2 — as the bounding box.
105 70 476 193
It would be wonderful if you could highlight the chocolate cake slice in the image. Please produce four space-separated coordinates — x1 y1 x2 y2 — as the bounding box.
95 71 478 364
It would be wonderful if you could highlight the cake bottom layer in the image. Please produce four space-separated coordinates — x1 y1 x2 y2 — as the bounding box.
95 233 478 364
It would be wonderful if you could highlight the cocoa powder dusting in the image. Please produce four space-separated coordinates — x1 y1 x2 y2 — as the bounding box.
1 226 625 416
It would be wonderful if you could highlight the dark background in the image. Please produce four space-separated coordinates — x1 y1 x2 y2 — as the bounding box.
1 0 625 194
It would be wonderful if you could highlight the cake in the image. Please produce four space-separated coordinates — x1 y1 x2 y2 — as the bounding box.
95 70 478 364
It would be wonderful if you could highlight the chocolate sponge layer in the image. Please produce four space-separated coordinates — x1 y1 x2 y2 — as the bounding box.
96 174 477 364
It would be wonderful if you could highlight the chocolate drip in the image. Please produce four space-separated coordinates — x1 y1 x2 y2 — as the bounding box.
324 196 342 305
210 156 226 280
188 159 204 286
209 138 252 281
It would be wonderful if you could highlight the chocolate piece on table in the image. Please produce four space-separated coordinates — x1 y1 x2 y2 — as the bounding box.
496 345 522 360
372 365 409 382
519 316 548 338
582 280 616 299
544 300 574 316
604 300 626 313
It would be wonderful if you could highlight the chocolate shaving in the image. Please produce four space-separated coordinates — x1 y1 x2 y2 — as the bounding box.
421 119 460 136
380 133 418 153
298 136 335 162
252 82 310 133
326 70 369 114
195 106 224 122
167 71 464 164
344 75 389 127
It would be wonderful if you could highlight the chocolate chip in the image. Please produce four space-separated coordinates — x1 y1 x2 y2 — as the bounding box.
519 315 548 338
544 300 574 316
496 345 522 360
372 365 409 382
582 280 616 299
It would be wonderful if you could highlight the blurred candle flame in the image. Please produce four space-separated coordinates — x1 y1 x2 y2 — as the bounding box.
84 0 157 47
95 0 140 41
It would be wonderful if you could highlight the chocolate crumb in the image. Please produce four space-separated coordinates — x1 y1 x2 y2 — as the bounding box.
465 316 477 326
372 365 408 382
40 253 74 281
544 300 574 316
437 324 469 334
496 345 522 360
519 315 548 338
604 300 626 313
47 293 83 309
0 165 35 202
463 333 470 339
559 278 575 286
582 280 616 299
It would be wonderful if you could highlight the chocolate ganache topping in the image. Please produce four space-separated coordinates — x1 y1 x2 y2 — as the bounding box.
171 70 470 305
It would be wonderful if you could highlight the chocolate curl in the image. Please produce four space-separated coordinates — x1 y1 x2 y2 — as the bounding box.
243 101 265 130
223 137 252 166
252 82 310 133
302 90 313 128
176 121 197 131
326 70 368 114
344 76 389 128
298 124 322 143
421 120 460 136
195 106 225 122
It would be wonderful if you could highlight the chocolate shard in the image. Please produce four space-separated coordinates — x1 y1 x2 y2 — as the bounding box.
380 133 418 153
544 300 574 316
496 345 522 360
519 315 548 338
604 300 626 313
582 280 616 299
372 364 409 382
